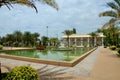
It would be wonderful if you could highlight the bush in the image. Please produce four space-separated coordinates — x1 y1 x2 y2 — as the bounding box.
104 46 107 48
109 45 116 50
117 48 120 54
13 41 19 47
6 66 39 80
0 45 3 50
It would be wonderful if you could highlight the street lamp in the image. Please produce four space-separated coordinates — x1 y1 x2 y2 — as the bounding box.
46 26 48 38
46 26 49 46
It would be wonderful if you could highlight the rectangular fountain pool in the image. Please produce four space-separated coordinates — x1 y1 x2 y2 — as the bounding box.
0 48 92 61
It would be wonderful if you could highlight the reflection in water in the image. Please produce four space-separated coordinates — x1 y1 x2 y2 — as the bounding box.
0 48 92 61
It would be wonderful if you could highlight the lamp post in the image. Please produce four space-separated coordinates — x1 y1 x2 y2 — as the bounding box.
46 26 48 38
46 26 49 46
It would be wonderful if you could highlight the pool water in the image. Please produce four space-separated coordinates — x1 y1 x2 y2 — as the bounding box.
0 48 92 61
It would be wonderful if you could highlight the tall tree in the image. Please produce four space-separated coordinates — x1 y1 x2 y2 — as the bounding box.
13 31 22 42
49 37 58 46
0 0 59 12
99 0 120 29
95 27 120 46
32 32 40 46
72 28 76 34
63 30 73 47
108 27 120 46
6 34 14 46
23 31 32 46
41 36 49 46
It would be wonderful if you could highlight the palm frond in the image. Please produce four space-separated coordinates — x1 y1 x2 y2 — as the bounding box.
99 11 117 18
107 2 120 11
102 18 117 29
11 0 38 13
114 0 120 8
0 0 13 9
39 0 59 10
101 22 110 29
0 0 59 12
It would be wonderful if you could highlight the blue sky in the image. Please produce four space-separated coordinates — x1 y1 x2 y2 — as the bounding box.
0 0 111 38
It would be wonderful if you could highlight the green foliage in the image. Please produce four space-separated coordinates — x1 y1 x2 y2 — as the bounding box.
6 66 39 80
117 48 120 54
72 28 76 34
0 30 40 47
110 45 116 50
41 36 49 46
63 29 74 47
100 27 120 47
0 45 3 50
13 41 19 47
104 46 107 48
1 73 8 80
99 0 120 29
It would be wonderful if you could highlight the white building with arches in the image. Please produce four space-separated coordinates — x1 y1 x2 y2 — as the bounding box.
62 33 105 47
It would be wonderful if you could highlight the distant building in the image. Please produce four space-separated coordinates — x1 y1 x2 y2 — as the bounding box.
62 33 105 47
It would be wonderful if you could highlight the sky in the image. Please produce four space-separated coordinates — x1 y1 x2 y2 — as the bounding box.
0 0 112 39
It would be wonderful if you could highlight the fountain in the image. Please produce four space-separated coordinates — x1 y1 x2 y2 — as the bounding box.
52 43 72 51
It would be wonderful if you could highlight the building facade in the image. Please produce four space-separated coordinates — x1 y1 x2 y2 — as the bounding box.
62 33 105 47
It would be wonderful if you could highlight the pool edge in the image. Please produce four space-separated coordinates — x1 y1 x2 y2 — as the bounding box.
0 47 97 67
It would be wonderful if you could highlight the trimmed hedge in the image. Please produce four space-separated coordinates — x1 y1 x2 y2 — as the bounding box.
109 46 116 50
0 45 3 50
6 66 39 80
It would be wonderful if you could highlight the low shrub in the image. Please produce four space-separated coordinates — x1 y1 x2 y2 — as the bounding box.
6 66 39 80
104 46 107 48
0 45 3 50
1 73 8 80
109 45 116 50
117 48 120 54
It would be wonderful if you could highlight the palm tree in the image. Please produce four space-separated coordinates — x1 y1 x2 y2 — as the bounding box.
100 27 120 46
0 0 59 13
108 27 120 46
63 30 73 47
6 34 14 46
72 28 76 34
49 37 58 46
13 31 22 42
22 31 32 46
32 32 40 46
89 32 97 47
99 0 120 29
41 36 49 46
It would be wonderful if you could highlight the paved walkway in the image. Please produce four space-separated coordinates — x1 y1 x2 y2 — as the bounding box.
65 46 101 77
88 47 120 80
1 46 120 80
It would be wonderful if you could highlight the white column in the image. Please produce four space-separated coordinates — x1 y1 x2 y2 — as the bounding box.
69 38 71 47
75 38 77 46
102 37 104 46
87 37 90 47
81 37 83 47
94 37 96 46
